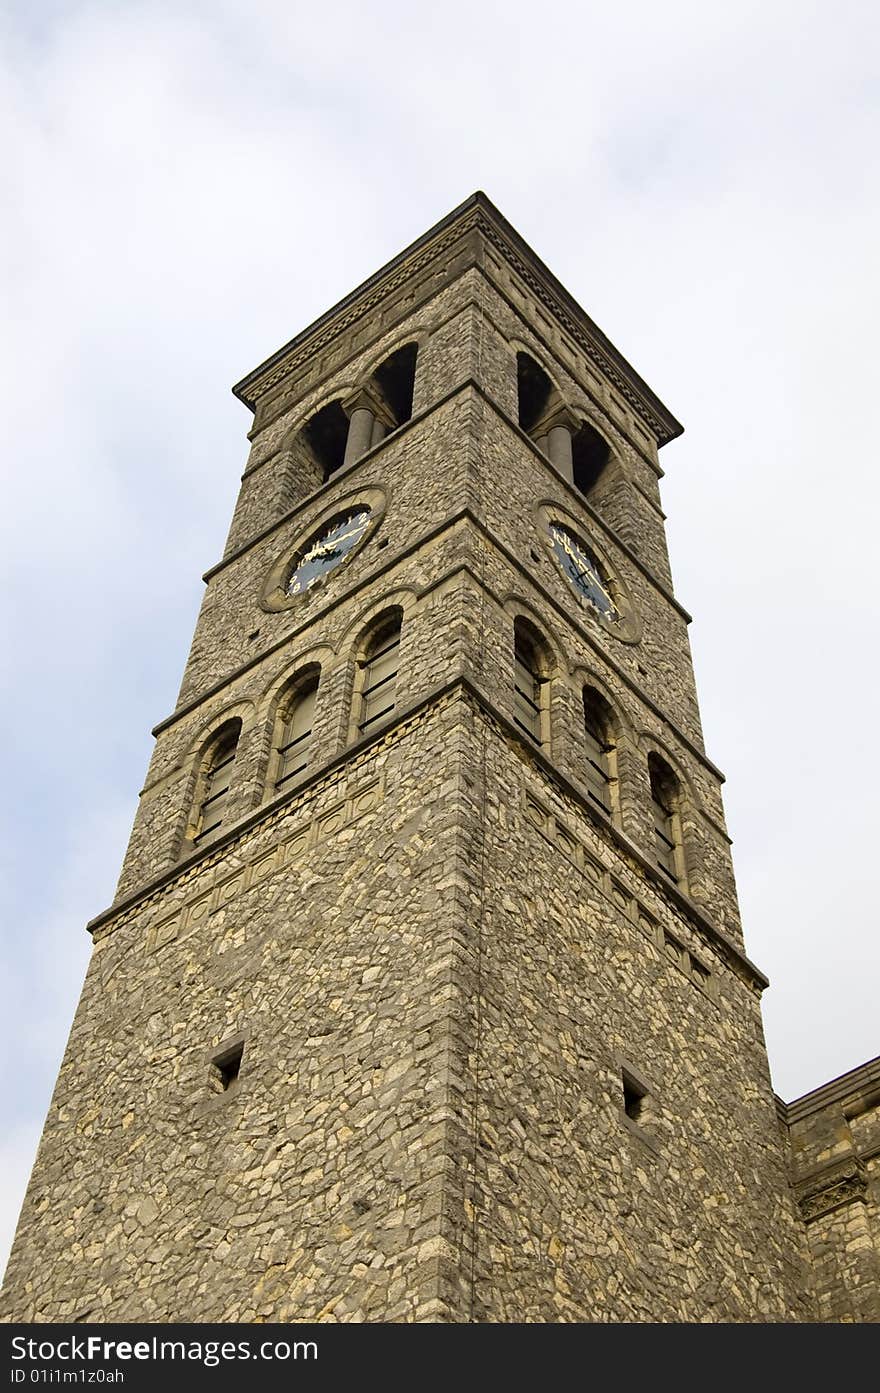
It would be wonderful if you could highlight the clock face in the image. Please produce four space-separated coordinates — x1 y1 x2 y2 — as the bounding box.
286 509 371 596
548 522 619 621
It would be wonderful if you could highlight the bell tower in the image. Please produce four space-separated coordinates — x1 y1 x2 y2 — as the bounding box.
1 194 814 1322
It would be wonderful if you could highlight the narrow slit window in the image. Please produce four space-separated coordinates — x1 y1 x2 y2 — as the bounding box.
622 1071 647 1122
276 679 318 789
359 622 401 734
212 1041 244 1093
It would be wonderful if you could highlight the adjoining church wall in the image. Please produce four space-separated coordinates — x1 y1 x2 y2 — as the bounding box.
781 1058 880 1322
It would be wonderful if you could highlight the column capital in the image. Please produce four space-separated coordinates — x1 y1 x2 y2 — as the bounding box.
535 403 580 437
342 385 395 429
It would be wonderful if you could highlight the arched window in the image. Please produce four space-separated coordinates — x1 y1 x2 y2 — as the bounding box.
517 352 555 435
193 722 240 846
342 345 419 472
301 399 350 483
275 676 319 790
583 687 615 815
571 421 612 497
648 753 681 883
370 343 417 432
513 621 547 746
358 616 401 735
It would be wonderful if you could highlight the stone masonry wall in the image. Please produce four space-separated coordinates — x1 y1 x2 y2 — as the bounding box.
0 698 476 1323
0 685 816 1323
782 1058 880 1321
454 698 812 1321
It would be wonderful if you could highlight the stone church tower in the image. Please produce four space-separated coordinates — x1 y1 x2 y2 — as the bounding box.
3 194 872 1322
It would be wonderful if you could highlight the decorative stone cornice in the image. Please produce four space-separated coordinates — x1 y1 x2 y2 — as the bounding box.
779 1053 880 1125
231 193 683 447
794 1159 868 1223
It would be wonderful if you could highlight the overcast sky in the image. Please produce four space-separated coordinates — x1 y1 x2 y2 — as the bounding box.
2 0 878 1279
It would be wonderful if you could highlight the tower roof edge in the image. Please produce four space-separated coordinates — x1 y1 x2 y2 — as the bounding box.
232 192 684 447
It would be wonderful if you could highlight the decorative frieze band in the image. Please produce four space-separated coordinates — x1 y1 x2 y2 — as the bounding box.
237 205 674 446
142 774 385 956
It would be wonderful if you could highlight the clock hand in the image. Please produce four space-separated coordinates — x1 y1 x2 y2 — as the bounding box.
573 562 614 605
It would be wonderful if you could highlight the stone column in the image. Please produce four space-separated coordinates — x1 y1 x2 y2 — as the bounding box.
342 390 378 469
540 406 579 485
343 387 395 468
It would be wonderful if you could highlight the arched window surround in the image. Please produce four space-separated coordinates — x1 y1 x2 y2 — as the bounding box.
187 718 242 850
647 751 686 886
512 617 553 749
352 608 403 741
582 686 618 819
271 668 321 794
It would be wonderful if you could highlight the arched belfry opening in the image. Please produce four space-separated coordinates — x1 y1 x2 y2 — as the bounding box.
583 686 616 816
517 352 556 435
513 616 552 747
302 399 350 483
572 421 612 497
516 352 579 483
369 342 417 431
291 344 417 495
648 752 683 885
190 718 242 848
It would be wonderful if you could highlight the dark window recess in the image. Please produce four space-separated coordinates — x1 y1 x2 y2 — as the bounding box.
212 1042 244 1092
622 1071 647 1122
304 400 350 482
572 421 612 496
372 343 417 428
517 352 554 433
